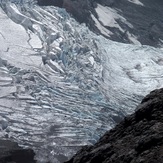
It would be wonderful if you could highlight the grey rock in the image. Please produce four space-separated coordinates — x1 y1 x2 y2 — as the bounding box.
0 139 36 163
65 88 163 163
37 0 163 47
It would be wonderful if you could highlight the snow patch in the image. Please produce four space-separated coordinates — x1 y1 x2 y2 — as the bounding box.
126 31 141 45
128 0 144 6
95 4 133 32
28 31 42 49
91 14 112 37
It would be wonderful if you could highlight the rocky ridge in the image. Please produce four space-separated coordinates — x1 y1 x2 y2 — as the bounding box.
37 0 163 47
0 139 35 163
0 1 163 162
65 88 163 163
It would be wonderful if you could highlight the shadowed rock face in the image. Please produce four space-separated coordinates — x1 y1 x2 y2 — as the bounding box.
65 88 163 163
37 0 63 7
0 140 36 163
37 0 163 47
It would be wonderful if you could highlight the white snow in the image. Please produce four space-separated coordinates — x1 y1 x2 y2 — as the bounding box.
0 86 17 98
95 4 124 32
128 0 144 6
126 31 141 45
95 4 133 32
91 14 112 37
28 31 42 49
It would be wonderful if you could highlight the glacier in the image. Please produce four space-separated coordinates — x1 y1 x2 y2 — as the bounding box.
0 1 163 162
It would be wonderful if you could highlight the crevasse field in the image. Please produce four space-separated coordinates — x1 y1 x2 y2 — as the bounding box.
0 1 163 162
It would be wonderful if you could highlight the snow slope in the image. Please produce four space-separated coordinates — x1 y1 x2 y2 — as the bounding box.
0 1 163 162
128 0 144 6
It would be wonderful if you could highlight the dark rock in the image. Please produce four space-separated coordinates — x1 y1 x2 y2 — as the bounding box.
0 139 36 163
37 0 63 7
37 0 163 47
65 88 163 163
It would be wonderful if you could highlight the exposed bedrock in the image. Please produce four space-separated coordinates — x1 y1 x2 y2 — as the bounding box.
0 139 36 163
37 0 64 7
66 88 163 163
37 0 163 47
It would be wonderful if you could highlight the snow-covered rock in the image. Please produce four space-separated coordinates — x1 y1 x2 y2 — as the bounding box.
38 0 163 48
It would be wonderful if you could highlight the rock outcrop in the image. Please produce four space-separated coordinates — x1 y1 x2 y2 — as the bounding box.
65 88 163 163
0 139 36 163
37 0 163 47
37 0 63 7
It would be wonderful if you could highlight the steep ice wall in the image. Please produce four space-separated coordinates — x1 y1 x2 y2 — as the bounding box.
0 1 163 163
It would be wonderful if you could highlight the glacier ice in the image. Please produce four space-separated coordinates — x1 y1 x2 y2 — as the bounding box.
0 1 163 162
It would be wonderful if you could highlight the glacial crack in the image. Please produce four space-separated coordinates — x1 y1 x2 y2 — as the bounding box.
26 29 34 50
0 31 5 40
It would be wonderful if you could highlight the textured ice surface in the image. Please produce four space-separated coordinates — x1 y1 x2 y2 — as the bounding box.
0 1 163 163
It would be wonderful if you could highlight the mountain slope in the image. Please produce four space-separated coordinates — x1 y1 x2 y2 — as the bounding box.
0 140 35 163
38 0 163 47
66 88 163 163
0 1 163 162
